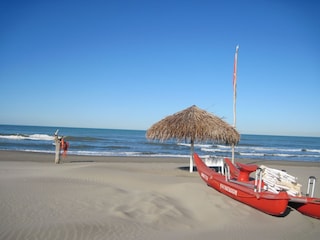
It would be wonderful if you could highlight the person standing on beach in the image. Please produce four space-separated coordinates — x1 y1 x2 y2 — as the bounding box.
60 137 69 158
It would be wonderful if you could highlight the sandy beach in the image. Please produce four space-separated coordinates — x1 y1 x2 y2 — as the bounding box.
0 151 320 240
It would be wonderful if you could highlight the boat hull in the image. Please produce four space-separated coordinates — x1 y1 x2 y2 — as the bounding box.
289 197 320 219
194 153 289 216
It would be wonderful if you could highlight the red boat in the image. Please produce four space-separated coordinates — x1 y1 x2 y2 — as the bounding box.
289 196 320 219
224 157 320 219
193 153 289 216
225 158 320 219
288 175 320 219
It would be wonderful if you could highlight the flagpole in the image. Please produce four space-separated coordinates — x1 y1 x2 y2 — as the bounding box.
232 45 239 163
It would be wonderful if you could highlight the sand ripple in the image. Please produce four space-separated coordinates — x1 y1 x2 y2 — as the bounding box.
1 161 320 240
110 191 191 229
0 170 191 239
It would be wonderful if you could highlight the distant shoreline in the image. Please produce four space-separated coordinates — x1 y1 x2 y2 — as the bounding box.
1 150 319 167
1 125 319 163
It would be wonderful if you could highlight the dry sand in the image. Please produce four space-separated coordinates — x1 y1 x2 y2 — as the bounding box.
0 151 319 240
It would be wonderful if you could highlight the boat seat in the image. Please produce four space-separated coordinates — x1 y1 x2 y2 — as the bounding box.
204 157 224 174
236 162 258 182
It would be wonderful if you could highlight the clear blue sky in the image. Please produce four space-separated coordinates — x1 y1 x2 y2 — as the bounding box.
1 0 319 136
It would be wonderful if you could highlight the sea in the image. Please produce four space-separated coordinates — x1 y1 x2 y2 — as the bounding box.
0 124 319 163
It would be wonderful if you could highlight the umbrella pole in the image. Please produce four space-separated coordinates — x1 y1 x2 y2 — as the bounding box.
231 144 235 164
190 139 194 172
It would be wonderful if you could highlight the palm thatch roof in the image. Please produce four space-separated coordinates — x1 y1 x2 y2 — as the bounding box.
146 105 240 145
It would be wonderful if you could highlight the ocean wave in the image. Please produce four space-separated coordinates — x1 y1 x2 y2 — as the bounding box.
0 134 54 141
177 143 212 148
66 136 104 142
216 144 231 149
201 147 230 153
69 151 143 156
306 149 320 153
1 148 319 162
215 145 301 153
25 149 54 154
267 153 296 158
239 152 265 157
68 151 190 158
234 146 320 154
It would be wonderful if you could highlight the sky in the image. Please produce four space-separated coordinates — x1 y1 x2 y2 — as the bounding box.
0 0 319 137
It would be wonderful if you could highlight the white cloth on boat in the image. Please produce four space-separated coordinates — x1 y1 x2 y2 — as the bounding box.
260 165 302 197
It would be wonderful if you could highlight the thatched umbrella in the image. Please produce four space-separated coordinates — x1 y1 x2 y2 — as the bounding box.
146 105 240 172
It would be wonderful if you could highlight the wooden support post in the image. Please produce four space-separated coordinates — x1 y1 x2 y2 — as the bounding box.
190 139 194 172
54 131 61 164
